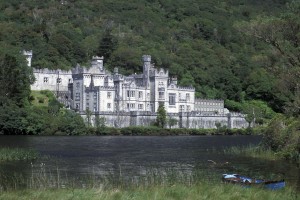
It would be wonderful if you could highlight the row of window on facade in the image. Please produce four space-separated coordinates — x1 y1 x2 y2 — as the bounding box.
43 77 72 84
127 91 149 99
179 105 191 112
75 92 113 101
75 102 98 112
168 93 190 105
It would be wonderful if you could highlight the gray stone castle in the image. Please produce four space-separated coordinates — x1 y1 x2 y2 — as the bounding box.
25 51 248 129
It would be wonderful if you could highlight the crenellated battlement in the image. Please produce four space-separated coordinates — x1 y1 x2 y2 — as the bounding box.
99 86 115 90
92 56 104 60
195 98 224 103
177 86 195 91
150 68 169 77
22 50 33 56
142 55 151 62
33 68 72 75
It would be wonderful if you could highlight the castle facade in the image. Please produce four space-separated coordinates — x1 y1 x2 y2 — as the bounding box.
26 51 247 128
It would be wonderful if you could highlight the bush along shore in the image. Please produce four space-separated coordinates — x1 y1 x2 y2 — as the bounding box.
223 115 300 164
87 126 263 136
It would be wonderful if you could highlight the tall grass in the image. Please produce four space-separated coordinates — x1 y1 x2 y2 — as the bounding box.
0 183 297 200
0 148 38 161
223 145 278 160
0 163 218 191
0 163 297 200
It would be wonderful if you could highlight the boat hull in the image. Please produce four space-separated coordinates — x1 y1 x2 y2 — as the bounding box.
222 174 285 190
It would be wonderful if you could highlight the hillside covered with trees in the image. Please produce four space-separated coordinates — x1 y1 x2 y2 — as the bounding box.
1 0 299 115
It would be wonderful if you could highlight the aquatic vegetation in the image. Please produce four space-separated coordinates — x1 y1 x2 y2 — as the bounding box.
0 147 38 161
223 145 278 161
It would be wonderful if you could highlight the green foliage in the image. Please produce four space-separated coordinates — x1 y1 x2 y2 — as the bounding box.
235 1 300 115
262 115 300 163
0 0 295 114
0 147 38 161
156 104 167 128
225 99 276 126
167 116 178 128
0 49 34 107
0 101 87 135
94 116 107 134
0 178 297 200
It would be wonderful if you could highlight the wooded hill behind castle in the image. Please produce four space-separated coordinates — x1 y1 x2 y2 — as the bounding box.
0 0 299 118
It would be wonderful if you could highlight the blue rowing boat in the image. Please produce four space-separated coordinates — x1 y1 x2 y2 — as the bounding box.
222 174 285 190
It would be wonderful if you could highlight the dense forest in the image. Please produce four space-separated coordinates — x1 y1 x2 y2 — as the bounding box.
1 0 299 115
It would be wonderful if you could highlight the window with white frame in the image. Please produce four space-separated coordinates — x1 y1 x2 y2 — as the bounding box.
187 105 191 112
180 105 185 112
159 91 164 99
107 92 111 99
138 91 143 99
107 103 111 109
138 104 143 110
57 78 62 84
127 90 135 98
169 93 176 105
43 77 48 83
186 93 190 101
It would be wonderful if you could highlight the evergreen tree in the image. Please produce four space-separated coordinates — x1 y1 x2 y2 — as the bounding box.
96 31 118 61
0 50 34 107
156 104 167 128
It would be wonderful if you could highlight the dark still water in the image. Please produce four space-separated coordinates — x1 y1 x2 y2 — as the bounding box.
0 135 299 190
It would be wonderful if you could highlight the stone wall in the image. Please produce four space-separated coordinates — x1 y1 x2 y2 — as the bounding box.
80 111 248 129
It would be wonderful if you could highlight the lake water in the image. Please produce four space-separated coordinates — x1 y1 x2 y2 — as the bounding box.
0 135 299 190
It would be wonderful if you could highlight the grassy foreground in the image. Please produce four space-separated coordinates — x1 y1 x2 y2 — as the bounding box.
0 183 297 200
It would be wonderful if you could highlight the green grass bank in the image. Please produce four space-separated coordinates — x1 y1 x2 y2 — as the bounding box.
0 183 297 200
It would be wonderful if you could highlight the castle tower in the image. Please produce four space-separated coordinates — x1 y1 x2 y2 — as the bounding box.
142 55 151 88
113 67 124 112
91 56 104 71
22 50 33 67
